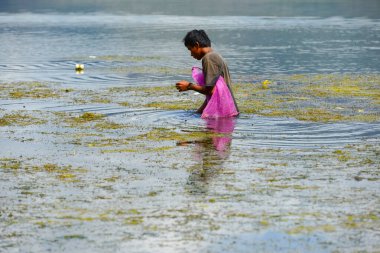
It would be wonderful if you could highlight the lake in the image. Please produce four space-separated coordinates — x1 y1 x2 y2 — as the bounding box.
1 1 380 252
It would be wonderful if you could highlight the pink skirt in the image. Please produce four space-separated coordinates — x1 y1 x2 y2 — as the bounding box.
192 67 239 118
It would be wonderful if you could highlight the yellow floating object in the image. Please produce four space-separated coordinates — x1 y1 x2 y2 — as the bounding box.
262 79 270 89
75 64 84 71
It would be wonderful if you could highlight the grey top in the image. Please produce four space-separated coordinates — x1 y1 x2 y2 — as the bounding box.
202 51 239 112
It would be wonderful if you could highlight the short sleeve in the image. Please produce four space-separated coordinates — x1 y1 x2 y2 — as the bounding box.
202 54 221 87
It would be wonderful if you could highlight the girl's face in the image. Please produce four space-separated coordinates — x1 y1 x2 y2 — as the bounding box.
187 44 203 60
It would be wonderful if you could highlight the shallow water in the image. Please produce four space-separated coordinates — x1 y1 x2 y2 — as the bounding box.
1 10 380 253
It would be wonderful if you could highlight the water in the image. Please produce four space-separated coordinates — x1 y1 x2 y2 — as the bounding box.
1 13 379 85
1 2 380 253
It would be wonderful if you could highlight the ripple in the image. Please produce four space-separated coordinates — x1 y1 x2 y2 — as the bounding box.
34 100 380 149
0 63 127 87
233 115 380 149
104 108 380 149
1 96 379 149
1 95 378 149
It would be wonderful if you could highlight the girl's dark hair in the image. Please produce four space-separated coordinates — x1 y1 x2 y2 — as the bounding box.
183 29 211 48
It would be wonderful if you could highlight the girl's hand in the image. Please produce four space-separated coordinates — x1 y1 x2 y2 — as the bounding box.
175 81 192 92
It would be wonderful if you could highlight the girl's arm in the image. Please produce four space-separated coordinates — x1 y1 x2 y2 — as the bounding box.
175 80 213 95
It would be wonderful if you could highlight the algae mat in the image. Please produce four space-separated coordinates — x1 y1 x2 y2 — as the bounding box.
1 74 380 252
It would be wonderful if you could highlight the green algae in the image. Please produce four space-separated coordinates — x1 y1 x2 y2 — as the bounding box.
89 55 162 62
208 198 216 203
0 113 47 126
269 184 319 190
100 148 137 153
1 159 86 182
103 73 379 122
287 224 336 234
303 74 380 98
109 85 173 96
0 81 61 99
349 113 380 122
2 74 379 124
333 150 352 162
127 209 141 215
59 215 95 222
0 158 22 170
145 101 195 110
86 138 129 148
63 234 86 240
94 121 125 130
342 213 379 230
137 128 226 142
111 66 190 75
260 220 270 226
147 191 158 197
56 111 129 131
75 112 104 122
226 212 257 219
4 232 23 238
124 217 144 225
262 108 346 122
90 98 112 104
35 163 86 182
87 127 227 154
64 112 103 125
0 74 379 253
232 82 277 114
107 85 202 111
53 208 141 224
9 88 58 99
118 101 130 107
34 221 47 228
101 146 173 154
231 74 380 122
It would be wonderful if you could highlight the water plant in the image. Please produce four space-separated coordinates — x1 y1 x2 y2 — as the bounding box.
0 113 47 126
0 81 60 99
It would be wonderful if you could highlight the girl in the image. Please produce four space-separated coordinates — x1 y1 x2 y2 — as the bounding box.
176 29 239 118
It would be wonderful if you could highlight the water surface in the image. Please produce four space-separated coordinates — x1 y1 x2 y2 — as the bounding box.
1 9 379 253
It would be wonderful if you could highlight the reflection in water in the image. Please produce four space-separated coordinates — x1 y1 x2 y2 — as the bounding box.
182 117 236 194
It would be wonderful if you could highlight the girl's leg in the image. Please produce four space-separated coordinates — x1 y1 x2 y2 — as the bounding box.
196 99 208 114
